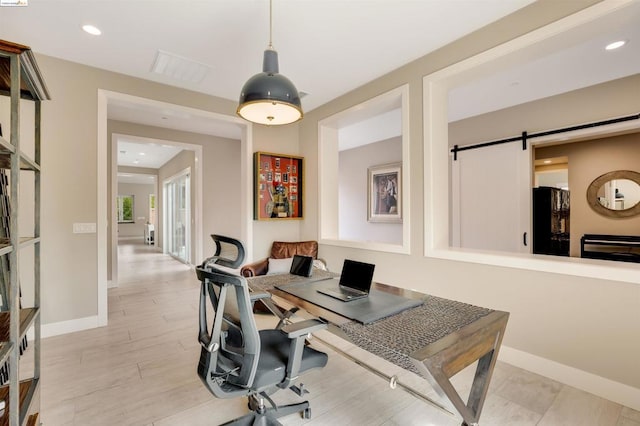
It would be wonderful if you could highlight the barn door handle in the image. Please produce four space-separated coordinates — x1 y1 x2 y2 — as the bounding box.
523 232 528 247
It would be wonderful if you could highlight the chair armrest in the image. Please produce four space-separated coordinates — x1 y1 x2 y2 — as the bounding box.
280 319 328 388
249 291 271 302
240 258 269 277
281 319 327 339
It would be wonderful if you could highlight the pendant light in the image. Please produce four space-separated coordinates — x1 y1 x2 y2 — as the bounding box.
237 0 303 125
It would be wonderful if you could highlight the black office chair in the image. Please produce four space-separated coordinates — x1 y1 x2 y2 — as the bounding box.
196 238 328 425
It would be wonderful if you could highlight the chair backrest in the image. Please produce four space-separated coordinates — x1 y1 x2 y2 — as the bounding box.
203 234 246 269
270 240 318 259
196 265 260 399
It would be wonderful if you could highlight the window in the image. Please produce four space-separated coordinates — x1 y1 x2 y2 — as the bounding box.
117 195 134 223
149 194 156 225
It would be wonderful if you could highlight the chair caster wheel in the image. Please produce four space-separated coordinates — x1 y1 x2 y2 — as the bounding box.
303 407 311 419
248 398 258 411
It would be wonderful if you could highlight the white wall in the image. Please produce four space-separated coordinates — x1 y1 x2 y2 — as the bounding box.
338 137 402 244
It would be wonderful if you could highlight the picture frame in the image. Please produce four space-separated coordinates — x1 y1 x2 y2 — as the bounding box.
368 162 402 223
254 152 304 220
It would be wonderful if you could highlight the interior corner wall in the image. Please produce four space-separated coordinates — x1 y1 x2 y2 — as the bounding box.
338 137 402 244
299 0 640 403
249 124 303 262
535 132 640 256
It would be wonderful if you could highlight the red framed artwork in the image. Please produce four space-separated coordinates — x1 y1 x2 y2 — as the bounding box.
254 152 304 220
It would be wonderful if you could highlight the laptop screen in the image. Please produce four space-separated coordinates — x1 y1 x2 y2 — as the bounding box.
339 259 375 292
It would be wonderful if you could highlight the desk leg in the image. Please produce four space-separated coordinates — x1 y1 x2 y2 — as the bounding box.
410 311 509 426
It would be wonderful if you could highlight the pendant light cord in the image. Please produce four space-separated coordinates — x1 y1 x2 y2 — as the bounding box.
268 0 273 49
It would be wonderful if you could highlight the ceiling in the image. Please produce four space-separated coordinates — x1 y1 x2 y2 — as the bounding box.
0 0 534 113
1 1 638 170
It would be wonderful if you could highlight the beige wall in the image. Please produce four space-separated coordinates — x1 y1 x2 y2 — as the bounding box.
300 0 640 398
116 182 155 238
449 74 640 147
249 124 303 262
35 54 247 324
536 133 640 256
338 137 402 244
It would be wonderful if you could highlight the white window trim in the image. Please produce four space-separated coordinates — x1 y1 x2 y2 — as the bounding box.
423 0 640 284
318 85 411 254
116 194 135 223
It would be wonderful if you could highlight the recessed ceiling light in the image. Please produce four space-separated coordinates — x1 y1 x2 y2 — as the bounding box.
82 24 102 36
133 160 140 164
605 40 626 50
139 152 146 156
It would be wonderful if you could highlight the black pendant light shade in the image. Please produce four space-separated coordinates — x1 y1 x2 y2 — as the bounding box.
237 50 302 125
237 1 303 125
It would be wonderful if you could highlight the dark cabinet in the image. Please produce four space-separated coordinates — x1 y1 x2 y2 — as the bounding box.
533 187 570 256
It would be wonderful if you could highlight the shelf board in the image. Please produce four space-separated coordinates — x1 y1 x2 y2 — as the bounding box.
24 412 38 426
0 242 10 257
0 378 39 426
0 343 11 370
0 238 39 257
0 138 13 156
0 40 51 101
0 153 40 172
18 153 39 172
18 238 39 250
0 308 39 344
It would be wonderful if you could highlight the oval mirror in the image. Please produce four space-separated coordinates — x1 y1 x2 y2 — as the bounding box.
587 170 640 218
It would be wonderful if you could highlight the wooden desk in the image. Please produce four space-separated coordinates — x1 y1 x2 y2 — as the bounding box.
249 273 509 426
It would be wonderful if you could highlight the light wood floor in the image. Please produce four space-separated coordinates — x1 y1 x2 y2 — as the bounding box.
34 241 640 425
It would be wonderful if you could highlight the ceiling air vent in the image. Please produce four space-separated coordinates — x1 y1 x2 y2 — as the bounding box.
151 50 211 84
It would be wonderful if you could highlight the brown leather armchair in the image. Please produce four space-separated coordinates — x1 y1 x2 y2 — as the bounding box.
240 241 319 277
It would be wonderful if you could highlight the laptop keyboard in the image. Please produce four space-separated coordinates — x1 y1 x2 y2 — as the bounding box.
339 287 366 297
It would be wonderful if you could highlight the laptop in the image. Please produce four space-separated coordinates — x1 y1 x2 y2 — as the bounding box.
317 259 375 302
290 254 314 277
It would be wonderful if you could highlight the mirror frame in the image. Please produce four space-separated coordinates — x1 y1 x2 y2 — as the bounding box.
587 170 640 218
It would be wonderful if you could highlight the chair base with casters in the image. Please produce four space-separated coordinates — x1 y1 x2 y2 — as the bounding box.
222 392 311 426
196 236 328 426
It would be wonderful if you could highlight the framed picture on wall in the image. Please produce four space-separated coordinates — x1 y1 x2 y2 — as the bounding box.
368 162 402 223
253 152 304 220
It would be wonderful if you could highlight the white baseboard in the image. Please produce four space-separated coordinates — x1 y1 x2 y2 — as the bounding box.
107 280 118 289
40 315 101 339
499 345 640 412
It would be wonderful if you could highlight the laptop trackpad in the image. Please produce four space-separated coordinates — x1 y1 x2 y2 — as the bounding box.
317 288 367 302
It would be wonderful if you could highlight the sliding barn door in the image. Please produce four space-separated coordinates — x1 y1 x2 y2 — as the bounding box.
451 142 531 253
